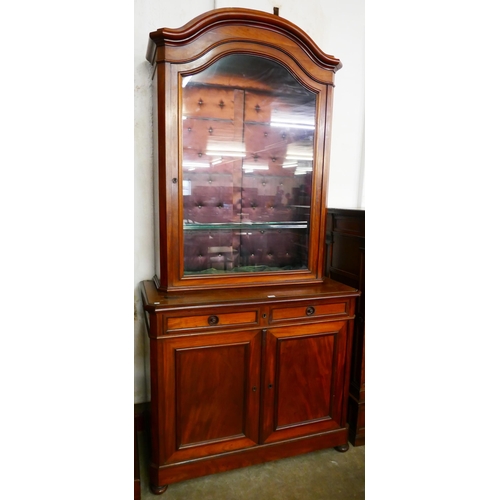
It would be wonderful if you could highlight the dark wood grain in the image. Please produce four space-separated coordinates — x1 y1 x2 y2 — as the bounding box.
277 333 334 424
134 416 141 500
326 208 365 446
176 344 249 445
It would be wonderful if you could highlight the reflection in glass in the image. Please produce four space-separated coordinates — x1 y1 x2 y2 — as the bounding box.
181 54 316 275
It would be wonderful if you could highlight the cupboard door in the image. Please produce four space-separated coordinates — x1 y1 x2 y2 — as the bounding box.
156 330 261 464
261 321 348 444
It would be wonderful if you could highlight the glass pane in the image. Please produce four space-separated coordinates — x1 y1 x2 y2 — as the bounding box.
181 54 315 275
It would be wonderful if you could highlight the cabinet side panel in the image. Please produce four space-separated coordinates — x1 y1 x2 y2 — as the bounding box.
152 69 160 279
330 232 362 286
327 210 365 445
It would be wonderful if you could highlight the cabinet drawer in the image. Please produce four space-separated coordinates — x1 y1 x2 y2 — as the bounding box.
165 310 259 332
270 301 348 323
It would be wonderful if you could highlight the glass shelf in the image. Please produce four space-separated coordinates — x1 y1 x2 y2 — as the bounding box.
183 221 309 231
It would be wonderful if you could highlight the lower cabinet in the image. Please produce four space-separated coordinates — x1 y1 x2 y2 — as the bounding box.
141 279 359 494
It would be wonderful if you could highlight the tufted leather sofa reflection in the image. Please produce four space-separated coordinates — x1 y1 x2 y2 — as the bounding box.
183 185 310 273
181 77 314 274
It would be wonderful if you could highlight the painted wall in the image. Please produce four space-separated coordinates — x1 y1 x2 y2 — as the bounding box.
134 0 364 403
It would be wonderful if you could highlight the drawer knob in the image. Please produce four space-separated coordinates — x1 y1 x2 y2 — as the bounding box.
306 306 315 316
208 315 219 326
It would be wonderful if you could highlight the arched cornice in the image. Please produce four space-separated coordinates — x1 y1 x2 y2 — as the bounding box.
146 8 342 73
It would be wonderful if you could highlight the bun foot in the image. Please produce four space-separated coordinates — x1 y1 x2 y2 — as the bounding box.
150 483 168 495
334 443 349 453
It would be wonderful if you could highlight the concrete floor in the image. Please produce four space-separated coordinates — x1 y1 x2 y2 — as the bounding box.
136 428 365 499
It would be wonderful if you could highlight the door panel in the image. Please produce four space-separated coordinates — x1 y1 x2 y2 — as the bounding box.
261 321 347 444
176 344 247 446
159 330 261 464
275 334 334 426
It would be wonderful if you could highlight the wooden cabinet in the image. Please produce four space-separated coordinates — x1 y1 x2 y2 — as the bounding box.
142 280 359 492
141 8 360 493
326 208 365 446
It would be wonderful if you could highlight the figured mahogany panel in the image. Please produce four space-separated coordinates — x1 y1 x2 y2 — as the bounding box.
275 333 334 426
261 321 348 444
176 344 247 445
156 330 261 465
